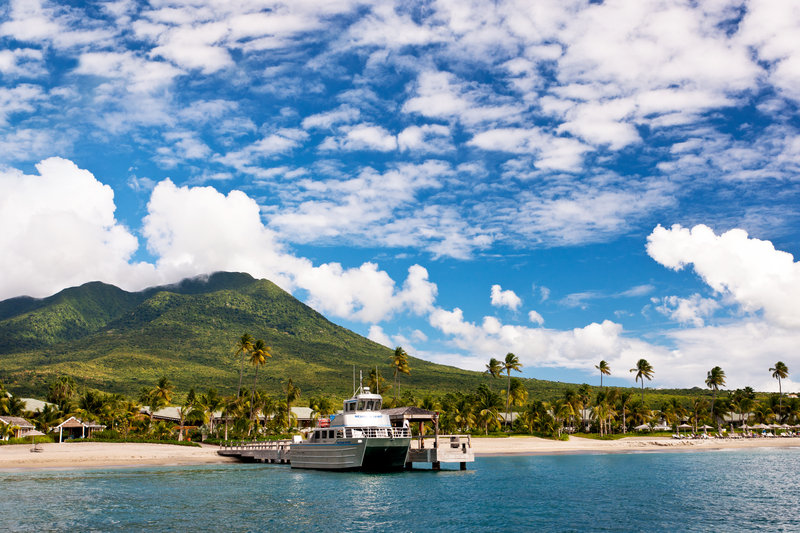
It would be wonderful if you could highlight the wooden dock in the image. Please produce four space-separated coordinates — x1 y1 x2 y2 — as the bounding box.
218 440 293 463
406 434 474 470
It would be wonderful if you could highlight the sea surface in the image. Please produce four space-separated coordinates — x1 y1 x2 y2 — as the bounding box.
2 448 799 532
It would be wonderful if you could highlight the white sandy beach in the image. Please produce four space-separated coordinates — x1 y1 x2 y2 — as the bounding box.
0 442 237 470
2 437 799 470
470 435 800 456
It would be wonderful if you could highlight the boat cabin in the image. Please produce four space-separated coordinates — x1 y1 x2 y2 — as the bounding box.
307 428 345 442
343 388 382 413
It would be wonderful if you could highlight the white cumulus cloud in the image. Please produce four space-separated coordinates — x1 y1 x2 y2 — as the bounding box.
0 157 153 299
647 224 800 329
490 284 522 310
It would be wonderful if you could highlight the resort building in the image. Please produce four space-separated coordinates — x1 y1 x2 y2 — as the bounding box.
52 416 105 442
0 416 36 439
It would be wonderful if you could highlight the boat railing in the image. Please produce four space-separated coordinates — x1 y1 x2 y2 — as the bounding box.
220 440 293 451
409 434 472 450
344 427 411 439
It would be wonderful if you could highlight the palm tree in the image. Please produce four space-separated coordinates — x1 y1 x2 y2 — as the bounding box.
618 390 633 433
629 359 654 405
665 398 687 434
367 367 390 396
705 366 726 428
177 389 195 442
235 333 255 398
505 378 528 420
501 353 522 428
390 346 411 404
485 358 502 379
141 377 174 425
197 388 223 438
309 397 335 421
285 379 301 430
248 339 271 419
0 394 25 417
474 384 503 434
751 402 774 425
2 423 20 441
690 397 708 433
35 403 62 434
451 396 476 433
596 360 611 387
770 362 789 422
47 376 78 411
552 399 575 437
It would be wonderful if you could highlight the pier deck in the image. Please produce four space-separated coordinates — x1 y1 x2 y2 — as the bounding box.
218 440 293 463
407 434 474 470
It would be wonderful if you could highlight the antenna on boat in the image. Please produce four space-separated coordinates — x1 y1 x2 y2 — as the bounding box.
352 365 356 396
376 365 379 394
359 370 363 393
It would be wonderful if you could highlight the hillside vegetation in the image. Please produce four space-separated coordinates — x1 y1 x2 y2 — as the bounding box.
0 272 725 408
0 272 500 398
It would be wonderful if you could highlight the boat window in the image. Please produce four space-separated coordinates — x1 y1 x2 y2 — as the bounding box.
337 430 343 438
374 399 382 410
357 400 365 410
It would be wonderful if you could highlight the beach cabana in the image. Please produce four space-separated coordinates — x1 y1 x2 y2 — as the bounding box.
52 416 105 442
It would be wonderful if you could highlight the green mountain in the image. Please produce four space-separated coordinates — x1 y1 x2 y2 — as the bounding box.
0 272 513 399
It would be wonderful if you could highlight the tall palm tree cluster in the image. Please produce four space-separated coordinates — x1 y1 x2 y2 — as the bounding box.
429 358 798 437
4 341 796 442
0 333 309 442
0 373 314 443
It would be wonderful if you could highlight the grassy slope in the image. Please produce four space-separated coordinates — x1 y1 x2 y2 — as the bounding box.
0 272 720 405
0 273 482 398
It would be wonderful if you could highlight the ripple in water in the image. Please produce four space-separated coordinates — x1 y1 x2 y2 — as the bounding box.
2 448 799 532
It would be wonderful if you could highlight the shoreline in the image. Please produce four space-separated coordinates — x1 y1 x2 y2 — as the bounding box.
0 442 238 471
470 435 800 457
2 437 799 471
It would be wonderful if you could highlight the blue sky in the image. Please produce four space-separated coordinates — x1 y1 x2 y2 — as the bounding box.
1 0 799 392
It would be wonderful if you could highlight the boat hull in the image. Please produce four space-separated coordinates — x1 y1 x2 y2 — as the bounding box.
290 437 410 471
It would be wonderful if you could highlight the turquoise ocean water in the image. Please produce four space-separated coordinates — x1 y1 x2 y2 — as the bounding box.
2 448 799 532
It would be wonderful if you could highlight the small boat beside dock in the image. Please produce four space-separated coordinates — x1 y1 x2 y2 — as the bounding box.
218 394 475 471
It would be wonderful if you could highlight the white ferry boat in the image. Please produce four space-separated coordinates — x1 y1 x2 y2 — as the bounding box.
290 385 411 471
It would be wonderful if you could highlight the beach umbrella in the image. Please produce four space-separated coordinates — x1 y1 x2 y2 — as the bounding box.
634 424 651 431
751 423 768 429
678 423 692 430
698 425 713 431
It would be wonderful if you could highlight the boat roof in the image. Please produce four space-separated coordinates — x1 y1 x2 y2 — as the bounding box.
346 386 382 401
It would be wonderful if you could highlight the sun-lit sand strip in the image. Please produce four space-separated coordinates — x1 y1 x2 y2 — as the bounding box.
0 442 238 470
3 437 800 470
471 435 800 456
